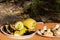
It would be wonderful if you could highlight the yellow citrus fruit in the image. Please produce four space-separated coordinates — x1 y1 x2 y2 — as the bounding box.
14 27 27 36
19 27 27 36
14 31 20 36
15 21 24 30
23 18 36 30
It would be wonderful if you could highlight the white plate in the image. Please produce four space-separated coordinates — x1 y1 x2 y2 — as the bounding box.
0 26 36 40
37 30 60 38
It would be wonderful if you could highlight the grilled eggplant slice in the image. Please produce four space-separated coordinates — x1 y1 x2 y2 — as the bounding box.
4 25 15 34
8 25 15 33
5 25 11 34
10 24 16 30
3 25 10 34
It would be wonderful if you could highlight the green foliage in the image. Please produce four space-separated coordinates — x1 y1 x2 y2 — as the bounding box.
30 0 60 22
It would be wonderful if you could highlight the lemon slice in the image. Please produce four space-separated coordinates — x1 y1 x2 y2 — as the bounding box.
15 21 24 30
